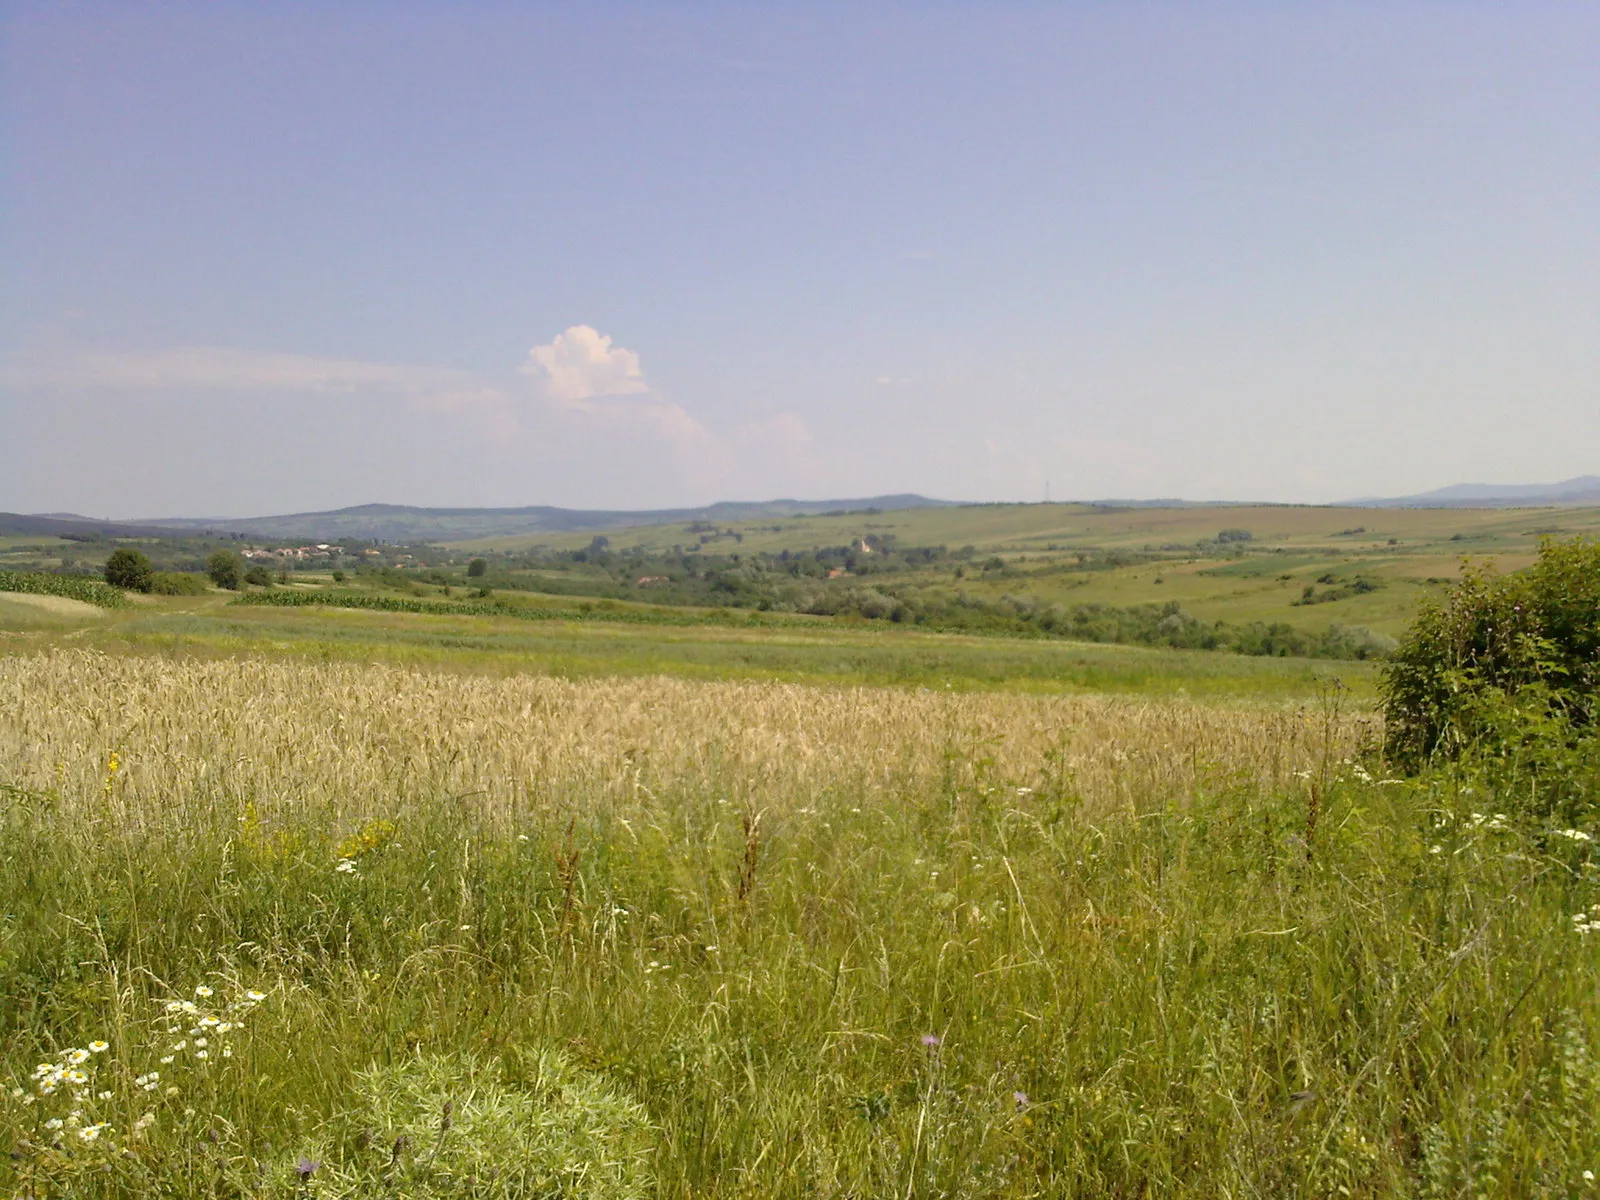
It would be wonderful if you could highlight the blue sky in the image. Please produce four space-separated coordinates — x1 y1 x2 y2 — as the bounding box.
2 3 1596 517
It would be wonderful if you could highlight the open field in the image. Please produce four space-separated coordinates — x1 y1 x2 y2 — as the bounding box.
0 590 1370 700
0 592 110 623
3 649 1598 1196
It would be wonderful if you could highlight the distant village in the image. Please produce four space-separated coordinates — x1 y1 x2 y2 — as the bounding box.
240 543 350 562
239 544 413 564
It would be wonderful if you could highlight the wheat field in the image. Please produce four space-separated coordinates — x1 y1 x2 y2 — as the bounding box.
2 650 1360 827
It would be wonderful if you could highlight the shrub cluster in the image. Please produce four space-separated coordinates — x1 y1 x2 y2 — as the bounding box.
1382 537 1600 820
150 572 209 596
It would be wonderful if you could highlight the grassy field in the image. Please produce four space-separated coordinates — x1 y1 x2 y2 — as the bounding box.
2 649 1597 1197
0 590 1369 699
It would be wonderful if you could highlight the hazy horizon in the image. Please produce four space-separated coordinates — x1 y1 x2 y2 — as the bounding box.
3 4 1597 518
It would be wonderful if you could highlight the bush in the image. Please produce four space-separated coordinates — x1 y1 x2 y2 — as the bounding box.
207 550 243 590
467 558 489 578
150 572 209 596
243 565 274 588
103 548 153 593
1382 537 1600 774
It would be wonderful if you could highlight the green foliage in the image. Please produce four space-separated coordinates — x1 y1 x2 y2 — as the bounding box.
150 572 208 596
243 565 274 588
1382 537 1600 798
1216 527 1253 543
103 548 154 592
207 549 243 590
0 570 128 608
467 557 489 578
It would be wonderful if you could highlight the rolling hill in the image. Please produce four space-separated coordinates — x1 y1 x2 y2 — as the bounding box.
1347 476 1600 508
134 495 957 542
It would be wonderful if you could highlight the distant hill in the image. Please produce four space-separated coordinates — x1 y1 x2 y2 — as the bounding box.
1346 476 1600 509
0 512 177 540
137 495 957 542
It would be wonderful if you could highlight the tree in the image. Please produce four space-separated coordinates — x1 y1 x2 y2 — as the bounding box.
104 548 154 592
207 549 243 590
467 558 489 578
243 565 274 588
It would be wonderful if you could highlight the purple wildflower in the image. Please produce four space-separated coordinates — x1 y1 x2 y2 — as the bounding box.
1013 1090 1030 1109
296 1157 320 1179
920 1033 941 1048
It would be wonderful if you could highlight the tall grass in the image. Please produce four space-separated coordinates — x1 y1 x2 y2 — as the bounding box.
2 650 1596 1197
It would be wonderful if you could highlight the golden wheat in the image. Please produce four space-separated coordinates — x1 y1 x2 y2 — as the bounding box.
2 649 1364 834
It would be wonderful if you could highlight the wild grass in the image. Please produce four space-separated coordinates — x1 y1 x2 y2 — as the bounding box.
2 650 1597 1197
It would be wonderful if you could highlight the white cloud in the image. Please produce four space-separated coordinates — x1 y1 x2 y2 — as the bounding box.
515 325 716 448
519 325 649 405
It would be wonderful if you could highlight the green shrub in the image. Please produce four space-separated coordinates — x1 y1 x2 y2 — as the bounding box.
280 1050 653 1199
150 572 209 596
467 557 489 578
1382 536 1600 776
243 565 274 588
0 570 128 608
207 549 243 590
103 548 153 593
